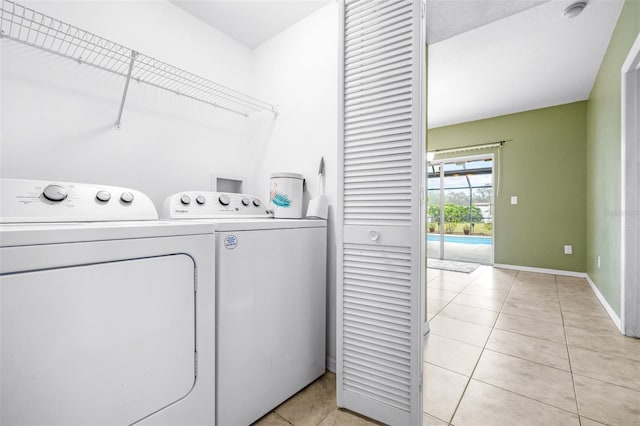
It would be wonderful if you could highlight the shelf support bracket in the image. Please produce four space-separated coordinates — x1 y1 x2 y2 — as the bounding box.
115 50 138 130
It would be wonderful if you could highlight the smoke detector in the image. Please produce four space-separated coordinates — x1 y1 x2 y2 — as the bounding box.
563 2 588 18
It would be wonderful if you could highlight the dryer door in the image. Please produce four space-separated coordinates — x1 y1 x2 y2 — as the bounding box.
1 254 196 425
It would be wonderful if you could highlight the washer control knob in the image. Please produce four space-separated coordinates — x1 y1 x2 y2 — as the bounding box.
196 195 206 205
42 184 68 202
252 199 261 207
180 195 192 205
218 195 230 206
120 192 134 203
96 190 111 202
241 198 250 206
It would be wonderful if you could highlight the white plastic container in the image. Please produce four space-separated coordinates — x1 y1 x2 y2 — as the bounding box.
269 172 304 218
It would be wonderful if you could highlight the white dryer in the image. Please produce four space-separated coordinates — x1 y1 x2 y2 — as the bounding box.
0 179 215 426
161 191 327 426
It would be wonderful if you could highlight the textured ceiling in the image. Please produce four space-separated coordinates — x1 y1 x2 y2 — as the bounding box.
171 0 624 129
426 0 550 43
428 0 624 128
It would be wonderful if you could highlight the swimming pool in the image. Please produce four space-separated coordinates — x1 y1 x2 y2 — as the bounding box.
426 234 492 245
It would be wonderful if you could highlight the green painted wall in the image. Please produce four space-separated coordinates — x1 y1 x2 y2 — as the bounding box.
428 102 587 272
586 0 640 315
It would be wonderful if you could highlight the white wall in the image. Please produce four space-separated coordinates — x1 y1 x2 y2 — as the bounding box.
1 0 338 369
0 0 260 205
249 3 338 370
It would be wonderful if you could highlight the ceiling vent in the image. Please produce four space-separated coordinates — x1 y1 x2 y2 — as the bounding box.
563 2 588 18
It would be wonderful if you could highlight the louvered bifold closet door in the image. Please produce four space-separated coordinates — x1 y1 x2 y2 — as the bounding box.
337 0 425 425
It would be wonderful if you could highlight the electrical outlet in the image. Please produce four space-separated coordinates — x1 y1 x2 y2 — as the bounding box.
564 245 572 255
510 196 518 205
598 256 601 268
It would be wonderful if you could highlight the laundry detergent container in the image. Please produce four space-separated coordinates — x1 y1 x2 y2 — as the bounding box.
269 172 304 218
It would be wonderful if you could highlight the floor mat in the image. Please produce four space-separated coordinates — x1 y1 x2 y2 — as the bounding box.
427 259 480 273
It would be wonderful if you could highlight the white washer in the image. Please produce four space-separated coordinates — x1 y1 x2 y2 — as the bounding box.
0 179 216 426
161 191 327 426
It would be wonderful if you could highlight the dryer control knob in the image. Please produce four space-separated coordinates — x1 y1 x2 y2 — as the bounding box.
120 192 134 203
42 184 68 202
252 199 261 207
180 195 192 205
96 190 111 202
196 195 206 205
218 195 230 206
241 198 250 206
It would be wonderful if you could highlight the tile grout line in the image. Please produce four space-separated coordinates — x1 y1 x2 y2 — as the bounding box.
427 332 487 349
424 269 476 423
423 411 450 425
468 378 582 417
441 274 508 320
556 275 583 425
444 271 519 425
442 298 502 314
429 270 633 425
561 332 640 362
435 310 498 328
424 360 472 378
428 268 508 331
445 301 501 314
490 309 564 326
313 408 335 426
424 343 596 383
270 411 295 426
480 347 571 373
565 340 640 364
427 276 478 321
571 371 640 394
491 321 565 342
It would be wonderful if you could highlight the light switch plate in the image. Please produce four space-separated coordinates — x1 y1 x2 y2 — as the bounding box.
511 196 518 205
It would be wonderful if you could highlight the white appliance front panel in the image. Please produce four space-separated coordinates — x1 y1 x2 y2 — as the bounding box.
1 255 196 425
161 191 271 219
0 178 158 222
216 226 327 426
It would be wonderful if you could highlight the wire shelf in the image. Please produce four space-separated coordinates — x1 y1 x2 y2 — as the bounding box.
0 0 278 124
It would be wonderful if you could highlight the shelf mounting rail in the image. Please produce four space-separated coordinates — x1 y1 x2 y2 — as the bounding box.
0 0 278 128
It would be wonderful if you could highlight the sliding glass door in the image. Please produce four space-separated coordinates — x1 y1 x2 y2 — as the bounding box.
427 155 494 264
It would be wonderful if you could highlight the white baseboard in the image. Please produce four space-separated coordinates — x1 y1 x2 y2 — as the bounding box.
491 263 623 333
585 274 623 333
493 263 587 278
326 356 336 373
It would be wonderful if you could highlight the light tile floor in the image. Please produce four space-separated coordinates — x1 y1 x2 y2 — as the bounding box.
254 265 640 426
424 266 640 426
253 372 383 426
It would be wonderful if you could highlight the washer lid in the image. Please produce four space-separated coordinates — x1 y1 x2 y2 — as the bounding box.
269 172 304 180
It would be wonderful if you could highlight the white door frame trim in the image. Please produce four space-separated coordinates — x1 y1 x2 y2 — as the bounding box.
621 32 640 337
